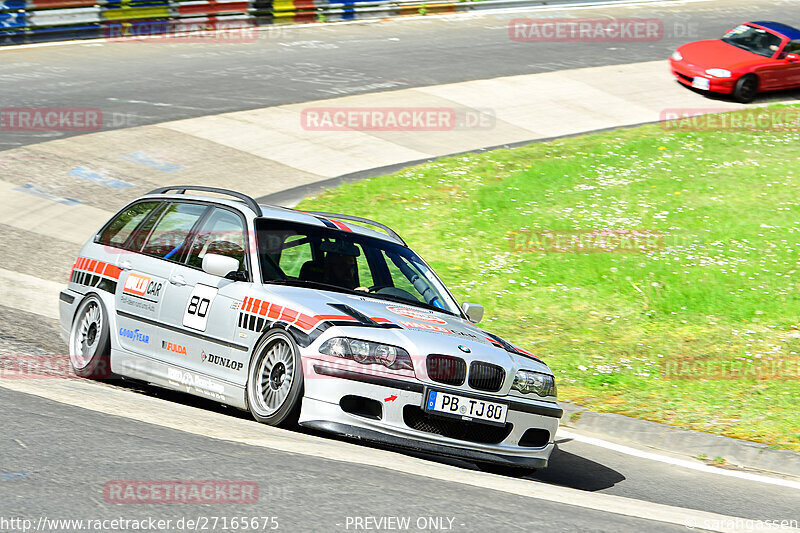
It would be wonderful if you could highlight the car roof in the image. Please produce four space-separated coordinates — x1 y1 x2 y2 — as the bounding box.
750 21 800 40
258 203 406 246
143 188 406 247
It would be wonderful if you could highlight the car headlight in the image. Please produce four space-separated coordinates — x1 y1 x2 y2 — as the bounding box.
671 50 682 61
319 337 414 371
512 370 556 398
705 68 731 77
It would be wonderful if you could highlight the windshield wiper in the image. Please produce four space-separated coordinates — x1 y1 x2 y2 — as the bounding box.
263 279 357 295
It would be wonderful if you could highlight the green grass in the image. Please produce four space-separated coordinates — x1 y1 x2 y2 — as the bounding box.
298 105 800 451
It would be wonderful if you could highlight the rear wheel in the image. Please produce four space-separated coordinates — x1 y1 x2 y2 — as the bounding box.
733 74 758 103
69 295 112 379
246 330 304 427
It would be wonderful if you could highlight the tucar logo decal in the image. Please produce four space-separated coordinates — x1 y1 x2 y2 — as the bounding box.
123 273 163 302
458 345 471 353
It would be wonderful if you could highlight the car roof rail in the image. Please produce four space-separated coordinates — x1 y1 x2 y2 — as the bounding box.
147 186 263 216
303 211 406 246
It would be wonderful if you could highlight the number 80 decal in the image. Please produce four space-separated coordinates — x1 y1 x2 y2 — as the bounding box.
183 284 219 331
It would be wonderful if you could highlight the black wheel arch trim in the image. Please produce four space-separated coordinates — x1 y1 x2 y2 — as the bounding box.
59 291 76 304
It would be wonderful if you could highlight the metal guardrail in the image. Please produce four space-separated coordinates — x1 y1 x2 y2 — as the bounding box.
0 0 654 45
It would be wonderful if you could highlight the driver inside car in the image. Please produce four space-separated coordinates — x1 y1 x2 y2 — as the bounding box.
323 252 359 290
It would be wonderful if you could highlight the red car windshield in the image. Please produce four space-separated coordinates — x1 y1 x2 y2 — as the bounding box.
722 24 783 58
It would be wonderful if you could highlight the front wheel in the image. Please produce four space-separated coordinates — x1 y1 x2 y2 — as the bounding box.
69 294 112 379
246 330 304 427
733 74 758 103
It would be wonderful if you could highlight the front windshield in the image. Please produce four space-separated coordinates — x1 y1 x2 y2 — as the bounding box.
255 219 461 316
722 24 783 58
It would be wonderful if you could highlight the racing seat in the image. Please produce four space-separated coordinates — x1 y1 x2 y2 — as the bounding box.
322 252 359 289
299 260 325 283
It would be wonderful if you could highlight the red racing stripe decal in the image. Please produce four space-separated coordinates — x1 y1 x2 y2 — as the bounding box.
268 305 282 320
330 219 352 232
295 313 319 330
315 314 357 321
281 308 298 323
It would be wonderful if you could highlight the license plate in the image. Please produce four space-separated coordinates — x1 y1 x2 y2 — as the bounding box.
425 390 508 425
692 76 710 90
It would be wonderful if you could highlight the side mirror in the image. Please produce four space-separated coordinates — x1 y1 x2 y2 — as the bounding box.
786 53 799 62
461 302 484 323
202 253 240 278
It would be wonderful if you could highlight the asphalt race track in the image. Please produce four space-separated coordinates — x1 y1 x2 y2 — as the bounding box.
2 0 800 531
0 0 797 148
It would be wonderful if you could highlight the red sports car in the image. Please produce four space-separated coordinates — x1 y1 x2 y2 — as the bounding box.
669 21 800 102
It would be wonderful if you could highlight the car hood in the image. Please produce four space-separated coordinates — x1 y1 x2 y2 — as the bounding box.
678 39 768 70
258 285 552 374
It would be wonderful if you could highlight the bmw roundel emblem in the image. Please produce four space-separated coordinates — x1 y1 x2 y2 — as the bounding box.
458 345 471 353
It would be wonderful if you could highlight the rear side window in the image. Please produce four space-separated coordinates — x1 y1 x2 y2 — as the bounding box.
140 203 208 260
185 208 247 273
97 201 160 248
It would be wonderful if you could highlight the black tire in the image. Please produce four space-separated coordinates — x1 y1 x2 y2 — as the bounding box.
246 329 304 427
68 294 112 379
476 462 536 477
733 74 758 103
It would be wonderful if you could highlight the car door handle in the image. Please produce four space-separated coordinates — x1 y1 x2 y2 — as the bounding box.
119 261 132 270
169 275 186 286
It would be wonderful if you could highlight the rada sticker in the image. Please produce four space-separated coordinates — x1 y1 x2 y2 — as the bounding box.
386 306 447 324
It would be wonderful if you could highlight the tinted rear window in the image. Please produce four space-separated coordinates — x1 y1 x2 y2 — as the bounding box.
97 201 161 248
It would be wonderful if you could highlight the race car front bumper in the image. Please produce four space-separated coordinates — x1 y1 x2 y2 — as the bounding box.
299 360 561 469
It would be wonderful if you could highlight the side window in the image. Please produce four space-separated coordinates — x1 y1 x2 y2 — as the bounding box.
140 203 208 260
788 40 800 55
279 235 313 278
186 208 247 272
97 201 160 248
